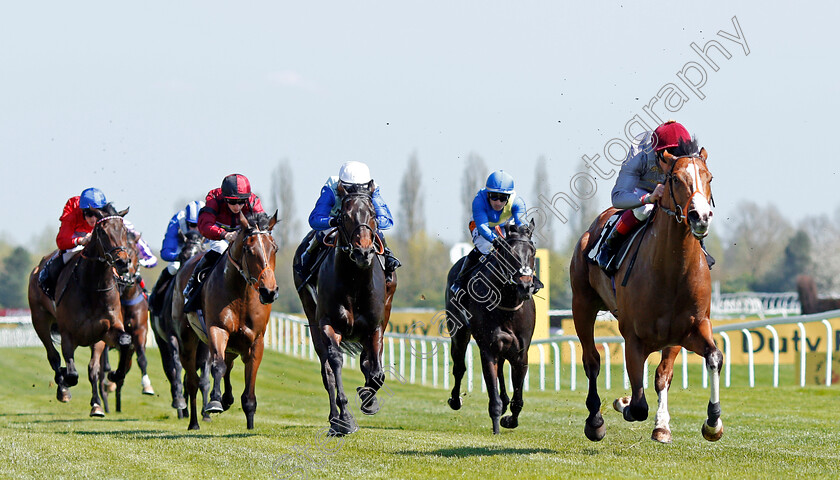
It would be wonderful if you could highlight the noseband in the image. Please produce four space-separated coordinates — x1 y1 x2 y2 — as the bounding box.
227 229 277 292
80 216 133 288
336 193 383 255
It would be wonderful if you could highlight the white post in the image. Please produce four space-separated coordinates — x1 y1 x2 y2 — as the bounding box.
766 325 780 387
681 347 688 389
443 342 450 391
567 341 576 391
602 342 611 391
410 340 416 384
741 329 755 388
432 341 439 387
552 342 561 391
822 319 834 386
797 323 806 387
622 342 629 390
421 341 427 386
720 332 731 388
538 345 545 391
467 343 474 392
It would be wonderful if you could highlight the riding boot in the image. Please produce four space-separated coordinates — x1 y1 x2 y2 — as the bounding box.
596 228 628 275
148 268 174 315
382 247 401 283
450 249 483 294
38 253 65 301
294 234 324 280
183 250 221 313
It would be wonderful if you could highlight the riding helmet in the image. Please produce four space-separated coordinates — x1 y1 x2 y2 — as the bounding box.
338 161 372 185
652 120 691 151
221 174 251 200
79 187 108 209
485 170 515 194
185 200 205 224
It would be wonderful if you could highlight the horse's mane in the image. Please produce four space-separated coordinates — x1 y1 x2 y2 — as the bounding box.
245 212 272 231
670 137 700 157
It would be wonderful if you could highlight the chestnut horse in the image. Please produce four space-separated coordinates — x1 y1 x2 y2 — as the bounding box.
27 205 135 417
293 182 397 436
175 211 279 430
570 140 723 443
150 229 208 418
445 220 542 434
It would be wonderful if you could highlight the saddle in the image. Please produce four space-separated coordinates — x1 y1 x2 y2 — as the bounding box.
587 211 649 274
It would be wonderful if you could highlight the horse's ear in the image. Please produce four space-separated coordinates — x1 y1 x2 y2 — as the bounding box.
337 183 346 196
367 179 375 193
529 218 536 229
269 210 279 230
118 207 129 217
699 147 708 162
660 151 676 171
238 212 249 230
178 230 186 243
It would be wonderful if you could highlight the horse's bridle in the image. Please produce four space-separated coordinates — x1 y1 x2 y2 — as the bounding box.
227 228 277 292
490 234 538 311
336 193 384 255
659 154 714 224
81 216 133 285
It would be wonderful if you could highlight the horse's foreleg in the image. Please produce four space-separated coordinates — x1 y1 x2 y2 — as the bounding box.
157 331 186 411
322 325 357 436
501 356 528 430
204 327 230 414
34 317 69 401
447 319 469 411
180 334 201 430
88 344 105 417
133 327 154 395
196 342 212 421
357 330 385 416
106 326 133 386
60 334 79 388
619 338 649 423
682 323 725 442
478 350 502 434
240 339 264 430
651 346 680 443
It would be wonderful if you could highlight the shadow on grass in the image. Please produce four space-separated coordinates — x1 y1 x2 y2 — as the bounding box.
0 412 56 417
21 417 141 424
400 446 555 457
58 429 258 440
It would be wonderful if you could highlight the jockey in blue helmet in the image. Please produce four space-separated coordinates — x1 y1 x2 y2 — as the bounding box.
147 200 204 314
450 170 527 293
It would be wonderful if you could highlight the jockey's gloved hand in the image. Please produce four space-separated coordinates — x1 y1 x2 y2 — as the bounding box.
492 236 506 251
329 217 338 227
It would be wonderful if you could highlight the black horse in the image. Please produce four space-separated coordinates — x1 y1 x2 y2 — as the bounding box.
149 229 211 419
445 220 542 434
293 182 397 436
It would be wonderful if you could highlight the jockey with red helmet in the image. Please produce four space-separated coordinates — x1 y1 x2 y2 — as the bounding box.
38 188 109 300
450 170 528 293
596 120 693 273
295 161 401 284
183 174 264 312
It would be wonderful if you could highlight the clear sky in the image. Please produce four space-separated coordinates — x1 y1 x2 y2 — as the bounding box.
2 1 838 251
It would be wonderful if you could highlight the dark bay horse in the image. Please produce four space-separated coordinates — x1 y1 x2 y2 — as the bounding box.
570 140 722 443
445 220 542 434
150 229 208 418
27 205 135 417
293 182 397 436
175 211 279 430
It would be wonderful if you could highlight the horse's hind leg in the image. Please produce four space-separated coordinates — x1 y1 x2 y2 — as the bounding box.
501 356 528 430
357 331 385 416
197 343 213 421
33 315 69 402
651 346 680 443
222 353 236 411
88 344 105 417
133 326 154 395
618 336 649 423
180 333 201 430
322 326 358 436
446 313 470 411
573 292 606 441
497 357 510 415
240 340 264 430
204 327 230 415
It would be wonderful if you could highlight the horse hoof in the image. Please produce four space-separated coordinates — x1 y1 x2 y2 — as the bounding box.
177 409 188 419
203 415 212 422
447 397 462 411
651 427 672 444
702 419 724 442
204 401 224 414
584 419 606 442
222 396 234 411
56 388 71 403
500 415 518 429
66 373 79 387
329 417 359 436
613 396 630 413
141 375 155 395
357 387 380 415
173 398 187 411
90 404 105 417
107 371 124 385
188 423 200 431
104 378 117 393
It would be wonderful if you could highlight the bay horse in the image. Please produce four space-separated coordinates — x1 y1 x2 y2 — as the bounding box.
570 139 722 443
150 229 209 419
293 181 397 436
445 220 542 434
175 211 279 430
27 205 135 417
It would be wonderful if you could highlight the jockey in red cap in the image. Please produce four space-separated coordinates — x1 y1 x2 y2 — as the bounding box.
596 120 693 274
182 173 264 312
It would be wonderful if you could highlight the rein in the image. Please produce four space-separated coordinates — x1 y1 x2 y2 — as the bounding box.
335 193 383 255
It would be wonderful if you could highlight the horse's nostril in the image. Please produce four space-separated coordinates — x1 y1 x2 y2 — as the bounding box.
688 211 700 222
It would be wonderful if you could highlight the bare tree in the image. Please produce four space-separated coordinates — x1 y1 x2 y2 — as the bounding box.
532 156 554 249
460 152 488 241
799 208 840 292
270 159 300 248
570 158 601 248
723 201 793 283
397 152 425 242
